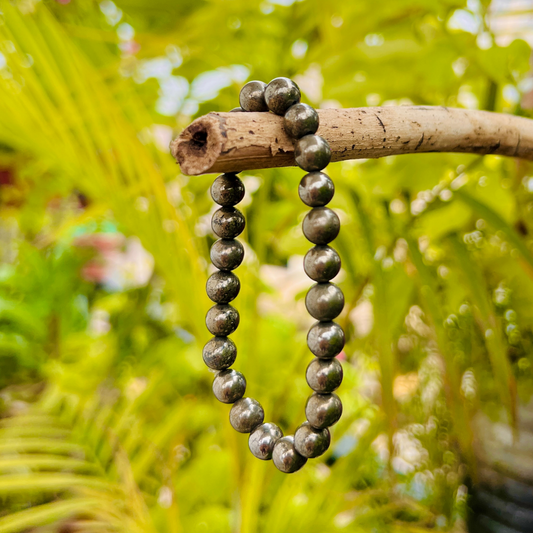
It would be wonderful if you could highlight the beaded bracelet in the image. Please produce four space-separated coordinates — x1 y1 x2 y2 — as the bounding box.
202 77 345 473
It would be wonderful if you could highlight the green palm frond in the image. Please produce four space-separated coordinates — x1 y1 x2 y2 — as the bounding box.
0 2 207 337
0 387 159 533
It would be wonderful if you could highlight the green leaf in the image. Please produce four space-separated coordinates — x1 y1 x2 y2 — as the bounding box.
449 235 516 425
350 191 397 436
0 498 102 533
406 237 474 463
418 201 471 241
0 456 97 474
456 189 533 278
0 473 116 494
0 439 85 455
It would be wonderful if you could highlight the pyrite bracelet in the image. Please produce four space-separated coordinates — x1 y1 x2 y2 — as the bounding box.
203 77 345 473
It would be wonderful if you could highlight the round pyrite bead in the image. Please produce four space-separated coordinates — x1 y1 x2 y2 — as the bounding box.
302 207 340 245
306 358 343 393
206 271 240 304
307 321 345 358
294 422 331 458
304 245 341 282
249 422 283 460
211 174 245 206
305 283 344 321
294 135 331 172
230 397 265 433
265 77 301 115
239 80 268 112
299 172 335 207
212 207 245 239
206 304 240 336
306 393 343 429
213 369 246 404
202 337 237 370
210 239 244 271
272 436 307 473
284 103 319 139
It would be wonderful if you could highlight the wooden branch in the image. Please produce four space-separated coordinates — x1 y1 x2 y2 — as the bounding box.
170 106 533 176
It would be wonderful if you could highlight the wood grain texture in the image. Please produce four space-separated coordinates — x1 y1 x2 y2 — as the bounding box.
170 106 533 176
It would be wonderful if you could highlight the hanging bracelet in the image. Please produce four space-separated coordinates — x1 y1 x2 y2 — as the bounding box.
202 77 345 473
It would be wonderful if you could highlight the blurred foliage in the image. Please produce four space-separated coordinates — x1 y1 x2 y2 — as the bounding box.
0 0 532 531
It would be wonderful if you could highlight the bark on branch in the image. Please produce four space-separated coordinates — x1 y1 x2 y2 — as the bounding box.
170 106 533 176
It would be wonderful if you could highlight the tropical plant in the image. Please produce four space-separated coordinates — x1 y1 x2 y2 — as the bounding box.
0 0 532 531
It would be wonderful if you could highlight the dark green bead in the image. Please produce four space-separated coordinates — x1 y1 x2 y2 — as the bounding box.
306 393 342 429
305 283 344 321
304 245 341 282
206 304 239 336
213 369 246 403
306 358 343 392
298 172 335 207
239 80 268 112
265 77 301 115
211 174 245 206
211 207 245 239
272 436 307 473
206 271 240 303
230 397 265 433
295 135 331 172
284 103 319 139
210 239 244 271
294 422 330 458
307 321 345 358
202 337 237 370
302 207 340 244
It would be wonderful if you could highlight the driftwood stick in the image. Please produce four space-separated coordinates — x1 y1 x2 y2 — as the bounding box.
171 106 533 176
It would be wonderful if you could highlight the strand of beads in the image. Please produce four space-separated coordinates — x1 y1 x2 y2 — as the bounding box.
203 173 267 431
202 77 345 474
260 78 345 463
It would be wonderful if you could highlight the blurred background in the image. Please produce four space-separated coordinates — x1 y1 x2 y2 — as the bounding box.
0 0 533 531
